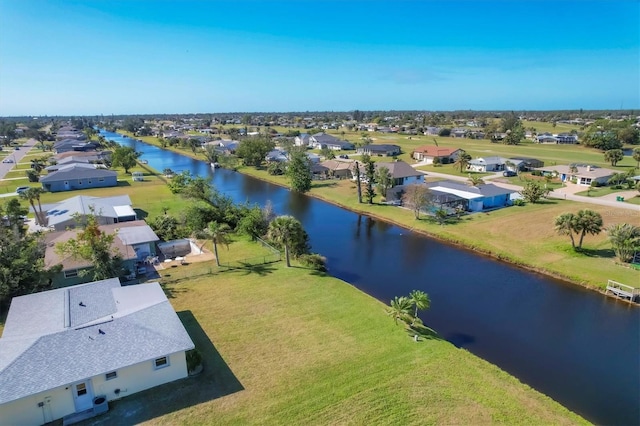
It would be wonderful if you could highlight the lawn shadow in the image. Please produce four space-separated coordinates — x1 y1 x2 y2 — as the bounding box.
115 180 131 187
159 281 192 299
227 262 278 276
576 247 616 259
81 310 244 426
405 323 442 341
312 181 338 189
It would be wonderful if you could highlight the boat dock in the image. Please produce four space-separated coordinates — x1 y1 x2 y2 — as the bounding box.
606 280 640 303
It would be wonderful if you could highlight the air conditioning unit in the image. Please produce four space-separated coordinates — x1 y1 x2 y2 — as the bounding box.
93 395 109 415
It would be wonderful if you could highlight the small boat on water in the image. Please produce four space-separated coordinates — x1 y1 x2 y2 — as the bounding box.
140 160 148 164
211 162 220 169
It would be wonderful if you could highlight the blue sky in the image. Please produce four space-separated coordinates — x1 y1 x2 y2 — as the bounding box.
0 0 638 115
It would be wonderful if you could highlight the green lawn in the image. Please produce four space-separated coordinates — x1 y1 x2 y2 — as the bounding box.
574 186 637 197
89 261 586 425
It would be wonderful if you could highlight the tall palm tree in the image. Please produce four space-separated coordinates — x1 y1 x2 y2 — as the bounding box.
554 213 576 249
386 296 413 325
266 215 304 267
409 290 431 326
574 209 603 249
194 221 231 267
19 187 45 226
454 151 472 173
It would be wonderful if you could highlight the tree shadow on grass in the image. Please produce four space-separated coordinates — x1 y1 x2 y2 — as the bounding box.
82 311 243 426
229 262 277 276
312 181 338 189
404 322 442 341
576 247 616 259
159 281 191 299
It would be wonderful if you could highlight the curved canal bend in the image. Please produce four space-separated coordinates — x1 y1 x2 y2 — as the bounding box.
104 130 639 425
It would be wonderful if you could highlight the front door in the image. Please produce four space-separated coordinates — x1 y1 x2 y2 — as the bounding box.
72 380 93 412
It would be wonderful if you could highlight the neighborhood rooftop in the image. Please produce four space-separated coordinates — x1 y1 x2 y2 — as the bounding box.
0 279 194 405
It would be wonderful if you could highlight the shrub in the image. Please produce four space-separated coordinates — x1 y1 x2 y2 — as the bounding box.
590 180 601 187
186 349 203 373
299 253 327 272
513 199 525 206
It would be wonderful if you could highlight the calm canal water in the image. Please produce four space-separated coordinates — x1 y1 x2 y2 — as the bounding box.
104 130 639 425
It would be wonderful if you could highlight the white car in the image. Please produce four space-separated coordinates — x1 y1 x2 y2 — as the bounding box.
2 158 14 163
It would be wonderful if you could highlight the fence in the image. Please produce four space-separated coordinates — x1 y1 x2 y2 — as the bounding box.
217 237 282 269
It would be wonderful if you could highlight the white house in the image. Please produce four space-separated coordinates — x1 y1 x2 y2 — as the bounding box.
0 278 194 425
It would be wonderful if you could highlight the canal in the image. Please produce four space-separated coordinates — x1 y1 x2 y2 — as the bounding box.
103 130 639 425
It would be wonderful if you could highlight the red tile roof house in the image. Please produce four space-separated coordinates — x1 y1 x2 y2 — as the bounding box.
412 146 462 164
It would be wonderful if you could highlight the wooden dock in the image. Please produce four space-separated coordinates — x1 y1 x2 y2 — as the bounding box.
606 280 640 303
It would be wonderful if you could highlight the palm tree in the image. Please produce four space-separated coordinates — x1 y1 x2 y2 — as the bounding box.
386 296 413 325
409 290 431 326
194 221 231 267
574 209 603 249
266 215 305 267
606 223 640 263
453 151 472 173
19 187 45 226
554 213 576 249
467 175 485 187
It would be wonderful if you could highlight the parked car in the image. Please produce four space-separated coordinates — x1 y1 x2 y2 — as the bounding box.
2 158 14 163
503 171 517 177
338 154 349 159
16 186 30 194
14 147 20 150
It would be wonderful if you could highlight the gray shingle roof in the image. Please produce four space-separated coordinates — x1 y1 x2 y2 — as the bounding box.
426 180 516 197
40 195 133 228
40 164 117 182
0 279 194 405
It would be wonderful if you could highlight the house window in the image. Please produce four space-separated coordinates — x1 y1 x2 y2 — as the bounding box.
76 383 87 396
88 180 92 184
78 180 82 185
64 269 78 278
99 178 105 182
154 356 169 369
105 371 117 380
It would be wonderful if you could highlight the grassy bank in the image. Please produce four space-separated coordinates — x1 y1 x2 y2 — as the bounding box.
91 262 586 425
238 167 640 290
113 130 639 290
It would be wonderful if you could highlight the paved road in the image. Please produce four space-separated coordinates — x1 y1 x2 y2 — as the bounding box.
413 165 640 212
0 138 38 194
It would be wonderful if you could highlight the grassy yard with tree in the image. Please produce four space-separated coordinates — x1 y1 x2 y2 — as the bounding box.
79 261 587 425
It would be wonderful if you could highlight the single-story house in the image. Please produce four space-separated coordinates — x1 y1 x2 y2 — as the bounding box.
0 278 195 426
40 164 118 192
320 159 353 179
357 144 401 157
45 220 159 287
294 133 311 147
53 150 111 163
467 156 505 172
423 126 441 136
55 129 86 141
425 180 517 212
450 128 467 138
265 149 289 162
509 157 544 171
535 133 578 144
309 133 355 150
40 194 137 231
352 160 424 187
535 165 616 186
412 146 462 164
53 139 99 154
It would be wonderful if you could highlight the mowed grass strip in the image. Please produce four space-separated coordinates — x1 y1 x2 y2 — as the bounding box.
125 263 587 425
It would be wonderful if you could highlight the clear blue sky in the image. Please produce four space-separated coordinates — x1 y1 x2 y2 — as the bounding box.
0 0 638 116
